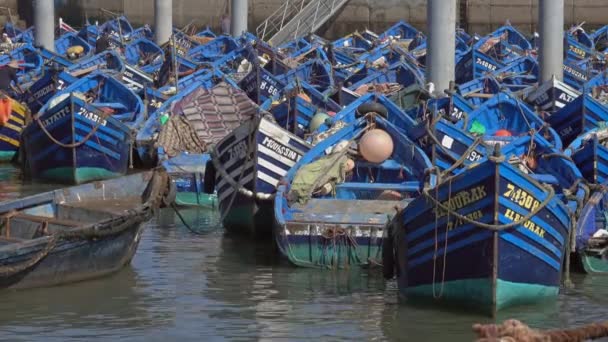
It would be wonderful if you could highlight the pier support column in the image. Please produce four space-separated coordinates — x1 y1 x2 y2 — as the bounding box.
539 0 564 83
426 0 456 96
33 0 55 52
231 0 248 37
155 0 173 45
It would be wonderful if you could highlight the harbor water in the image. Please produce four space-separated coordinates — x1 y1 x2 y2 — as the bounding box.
0 165 607 341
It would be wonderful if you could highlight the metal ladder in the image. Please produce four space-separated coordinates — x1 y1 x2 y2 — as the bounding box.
256 0 351 46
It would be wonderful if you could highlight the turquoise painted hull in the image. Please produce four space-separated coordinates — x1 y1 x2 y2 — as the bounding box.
41 167 122 185
579 252 608 274
174 191 218 208
404 278 558 313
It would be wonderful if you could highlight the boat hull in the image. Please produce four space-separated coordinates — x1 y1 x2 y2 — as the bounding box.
0 223 144 290
22 95 131 184
214 117 310 236
0 98 27 162
397 160 571 314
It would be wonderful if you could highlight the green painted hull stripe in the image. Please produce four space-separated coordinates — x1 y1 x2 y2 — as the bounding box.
581 254 608 274
175 192 218 208
406 278 558 312
0 151 15 162
40 167 122 184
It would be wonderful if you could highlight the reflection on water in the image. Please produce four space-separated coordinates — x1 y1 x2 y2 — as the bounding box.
0 167 607 340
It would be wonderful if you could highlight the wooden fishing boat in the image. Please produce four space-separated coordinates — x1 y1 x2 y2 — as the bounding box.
54 32 94 62
21 72 144 184
338 61 424 106
546 93 608 147
22 69 77 115
161 152 217 208
565 26 595 62
472 25 532 65
187 36 240 64
0 94 28 162
209 84 312 236
456 48 504 84
78 16 135 47
0 170 169 290
563 59 594 91
574 182 608 274
260 80 341 137
457 92 562 150
386 134 582 314
123 38 164 74
378 20 425 51
274 110 436 269
65 50 125 78
0 45 44 87
523 76 580 114
491 56 539 93
565 127 608 185
456 76 501 107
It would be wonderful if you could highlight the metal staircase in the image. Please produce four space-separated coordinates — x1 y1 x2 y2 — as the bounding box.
256 0 350 46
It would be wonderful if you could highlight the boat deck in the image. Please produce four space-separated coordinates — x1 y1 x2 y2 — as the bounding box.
289 199 409 226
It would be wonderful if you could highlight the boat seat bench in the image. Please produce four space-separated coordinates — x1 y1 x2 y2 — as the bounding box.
335 181 421 192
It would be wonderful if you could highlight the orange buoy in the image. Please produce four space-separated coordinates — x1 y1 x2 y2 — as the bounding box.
0 98 12 126
359 129 394 163
494 129 512 137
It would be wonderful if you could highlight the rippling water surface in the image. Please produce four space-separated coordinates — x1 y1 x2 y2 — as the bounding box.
0 166 607 341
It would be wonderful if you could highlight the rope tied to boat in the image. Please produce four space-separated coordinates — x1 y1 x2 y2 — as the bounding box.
0 169 169 277
474 319 608 342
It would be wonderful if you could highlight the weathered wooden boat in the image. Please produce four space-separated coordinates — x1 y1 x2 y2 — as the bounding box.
195 27 216 38
170 29 202 57
130 25 154 41
209 87 311 236
161 152 217 208
591 25 608 52
21 71 143 184
472 24 531 65
523 75 580 114
491 56 539 92
378 20 425 51
0 170 168 290
565 26 595 62
456 76 501 107
0 45 44 87
54 32 94 62
386 134 581 314
546 93 608 147
455 48 504 84
260 80 341 137
332 31 375 56
0 94 28 161
274 110 436 269
21 69 77 114
65 50 125 78
563 59 594 91
123 38 164 74
457 92 562 150
78 16 135 47
338 61 425 106
187 36 239 64
565 127 608 185
574 182 608 274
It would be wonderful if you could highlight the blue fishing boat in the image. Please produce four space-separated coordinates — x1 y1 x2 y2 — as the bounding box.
195 27 216 38
22 69 77 114
338 61 425 105
130 25 154 41
378 20 425 50
388 133 581 314
456 76 500 107
21 72 143 184
79 16 134 47
123 38 164 74
0 95 28 161
456 49 504 84
472 24 531 65
274 112 436 269
457 92 562 150
187 36 239 64
332 31 375 56
3 22 32 43
162 153 217 208
491 56 539 92
0 170 167 290
565 25 595 62
171 29 201 57
546 93 608 147
563 58 593 90
0 45 44 87
54 32 94 61
65 50 125 77
523 76 580 114
261 80 341 137
565 127 608 185
574 182 608 274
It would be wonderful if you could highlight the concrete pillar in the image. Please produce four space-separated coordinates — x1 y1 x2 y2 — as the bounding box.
426 0 456 96
155 0 173 45
33 0 55 52
231 0 248 37
539 0 564 83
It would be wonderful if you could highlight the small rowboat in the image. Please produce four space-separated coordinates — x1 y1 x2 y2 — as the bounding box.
0 170 169 290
